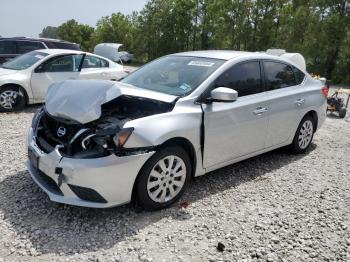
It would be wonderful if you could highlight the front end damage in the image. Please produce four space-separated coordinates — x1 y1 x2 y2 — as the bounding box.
27 80 177 208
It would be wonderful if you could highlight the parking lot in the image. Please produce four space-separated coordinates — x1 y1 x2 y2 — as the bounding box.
0 104 348 261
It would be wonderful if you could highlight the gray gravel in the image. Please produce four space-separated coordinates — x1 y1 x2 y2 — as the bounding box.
0 105 349 261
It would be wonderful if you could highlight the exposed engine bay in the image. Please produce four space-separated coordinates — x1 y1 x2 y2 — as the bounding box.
34 95 174 159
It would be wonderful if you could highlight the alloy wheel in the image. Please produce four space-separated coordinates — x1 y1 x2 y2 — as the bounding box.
298 120 314 149
0 90 21 109
147 155 187 203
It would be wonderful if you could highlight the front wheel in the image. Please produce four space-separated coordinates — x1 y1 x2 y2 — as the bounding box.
0 86 26 112
290 116 315 154
135 146 191 211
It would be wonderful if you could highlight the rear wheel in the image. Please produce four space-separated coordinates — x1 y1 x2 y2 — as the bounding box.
339 107 347 118
0 85 26 112
290 116 315 154
135 146 191 211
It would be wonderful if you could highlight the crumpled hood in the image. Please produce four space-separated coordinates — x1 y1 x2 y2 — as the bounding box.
0 68 18 77
45 80 177 124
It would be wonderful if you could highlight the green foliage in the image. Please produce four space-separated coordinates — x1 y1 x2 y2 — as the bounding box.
40 0 350 83
57 19 94 51
39 26 59 39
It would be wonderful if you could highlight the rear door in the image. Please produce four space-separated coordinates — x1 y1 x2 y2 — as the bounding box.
30 54 84 101
202 61 270 168
79 55 112 80
262 61 305 147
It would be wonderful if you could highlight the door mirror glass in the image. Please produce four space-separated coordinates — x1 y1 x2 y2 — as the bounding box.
210 87 238 102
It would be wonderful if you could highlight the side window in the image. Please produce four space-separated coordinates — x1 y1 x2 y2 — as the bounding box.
214 61 262 97
0 41 16 54
292 66 305 85
263 61 296 90
17 41 44 54
82 55 109 69
36 54 83 73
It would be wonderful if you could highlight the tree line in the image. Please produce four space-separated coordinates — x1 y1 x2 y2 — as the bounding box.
40 0 350 84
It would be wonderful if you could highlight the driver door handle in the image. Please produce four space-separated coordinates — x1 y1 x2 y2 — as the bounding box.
253 107 268 115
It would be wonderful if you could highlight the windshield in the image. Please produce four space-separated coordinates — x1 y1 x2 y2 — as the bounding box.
121 56 225 96
2 51 49 70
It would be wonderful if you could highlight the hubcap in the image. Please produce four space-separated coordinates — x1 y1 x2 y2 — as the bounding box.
0 90 21 109
147 155 187 203
298 120 313 149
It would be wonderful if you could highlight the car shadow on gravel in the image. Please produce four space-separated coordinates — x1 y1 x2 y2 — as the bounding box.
0 144 317 255
0 104 41 114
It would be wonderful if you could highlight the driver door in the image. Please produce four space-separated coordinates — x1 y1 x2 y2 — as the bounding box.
202 61 270 168
30 54 84 101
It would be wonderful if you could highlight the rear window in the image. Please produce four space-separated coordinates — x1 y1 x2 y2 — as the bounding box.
45 41 81 50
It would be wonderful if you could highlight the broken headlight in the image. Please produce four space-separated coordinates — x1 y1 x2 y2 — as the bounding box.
113 127 134 148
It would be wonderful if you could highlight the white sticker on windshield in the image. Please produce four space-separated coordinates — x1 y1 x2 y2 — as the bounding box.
179 83 191 90
35 55 44 59
188 61 215 67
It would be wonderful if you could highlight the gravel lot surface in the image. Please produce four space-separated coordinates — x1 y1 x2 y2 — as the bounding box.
0 105 349 261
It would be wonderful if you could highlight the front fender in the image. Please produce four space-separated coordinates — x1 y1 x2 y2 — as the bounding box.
0 75 33 102
123 104 202 150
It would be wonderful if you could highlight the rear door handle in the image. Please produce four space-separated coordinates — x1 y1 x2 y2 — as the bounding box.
253 107 268 115
295 98 305 106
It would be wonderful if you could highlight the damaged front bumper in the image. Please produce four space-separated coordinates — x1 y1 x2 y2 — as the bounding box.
26 128 154 208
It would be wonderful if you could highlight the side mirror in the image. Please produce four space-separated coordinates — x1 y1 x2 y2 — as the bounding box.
210 87 238 103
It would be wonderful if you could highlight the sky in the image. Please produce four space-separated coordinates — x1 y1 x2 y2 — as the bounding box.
0 0 148 37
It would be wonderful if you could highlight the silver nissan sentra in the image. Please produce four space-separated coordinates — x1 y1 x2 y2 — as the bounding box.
27 50 328 210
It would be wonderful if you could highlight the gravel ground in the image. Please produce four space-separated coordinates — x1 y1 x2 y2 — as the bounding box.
0 105 349 262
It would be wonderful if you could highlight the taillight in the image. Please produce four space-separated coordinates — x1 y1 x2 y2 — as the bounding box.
321 86 329 98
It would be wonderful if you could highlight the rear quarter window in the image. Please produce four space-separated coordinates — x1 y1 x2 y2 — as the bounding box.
292 67 306 85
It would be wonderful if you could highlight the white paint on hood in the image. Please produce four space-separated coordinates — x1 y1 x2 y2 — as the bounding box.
45 80 177 124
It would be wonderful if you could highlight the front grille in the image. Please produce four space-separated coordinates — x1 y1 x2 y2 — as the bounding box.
68 184 107 203
36 112 84 154
35 168 63 196
42 113 83 146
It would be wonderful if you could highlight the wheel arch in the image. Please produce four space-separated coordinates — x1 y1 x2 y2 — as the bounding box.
0 83 29 105
131 137 197 202
303 110 318 132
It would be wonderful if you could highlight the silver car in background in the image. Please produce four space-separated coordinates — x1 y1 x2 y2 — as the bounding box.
27 50 328 210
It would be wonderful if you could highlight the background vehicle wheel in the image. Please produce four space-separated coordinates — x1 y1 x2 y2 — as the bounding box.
339 107 347 118
0 86 26 112
290 115 315 154
135 146 191 211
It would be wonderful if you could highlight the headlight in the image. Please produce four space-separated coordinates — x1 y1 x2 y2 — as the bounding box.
113 127 134 148
31 107 44 129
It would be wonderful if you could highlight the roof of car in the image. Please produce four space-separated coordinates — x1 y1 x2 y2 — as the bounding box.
0 37 76 44
174 50 251 60
34 49 84 55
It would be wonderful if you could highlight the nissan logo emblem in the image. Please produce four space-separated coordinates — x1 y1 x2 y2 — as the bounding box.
57 127 67 137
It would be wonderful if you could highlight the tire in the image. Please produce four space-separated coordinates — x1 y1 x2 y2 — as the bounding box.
135 146 191 211
339 107 347 119
290 115 315 154
0 85 26 112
